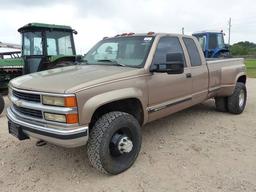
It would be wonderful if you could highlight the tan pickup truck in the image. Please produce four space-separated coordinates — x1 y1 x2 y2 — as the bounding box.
7 33 247 175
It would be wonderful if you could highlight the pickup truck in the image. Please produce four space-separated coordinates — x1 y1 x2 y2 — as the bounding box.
7 32 247 175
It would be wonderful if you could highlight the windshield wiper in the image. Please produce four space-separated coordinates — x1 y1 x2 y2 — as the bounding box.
96 59 126 67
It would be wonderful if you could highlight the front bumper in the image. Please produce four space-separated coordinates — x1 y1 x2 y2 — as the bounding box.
7 107 88 148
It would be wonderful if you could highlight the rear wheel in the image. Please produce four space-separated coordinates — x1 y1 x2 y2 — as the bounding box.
227 82 247 114
215 97 228 112
0 94 4 115
87 111 141 175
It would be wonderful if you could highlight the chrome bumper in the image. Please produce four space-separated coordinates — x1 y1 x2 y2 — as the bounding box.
7 107 88 148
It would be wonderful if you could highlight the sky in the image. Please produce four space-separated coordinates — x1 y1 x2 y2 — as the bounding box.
0 0 255 54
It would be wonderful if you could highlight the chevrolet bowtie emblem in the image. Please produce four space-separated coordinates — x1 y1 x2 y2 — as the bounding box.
15 100 22 107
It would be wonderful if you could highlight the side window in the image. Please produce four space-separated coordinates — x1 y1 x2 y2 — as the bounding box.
217 34 225 49
33 37 43 55
153 36 185 66
47 38 57 55
183 38 202 66
58 35 73 55
197 35 206 50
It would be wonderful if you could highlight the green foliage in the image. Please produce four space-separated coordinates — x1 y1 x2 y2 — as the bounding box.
245 59 256 78
231 41 256 56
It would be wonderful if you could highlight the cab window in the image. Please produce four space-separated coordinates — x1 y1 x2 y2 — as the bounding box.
23 32 43 56
183 38 202 67
153 36 186 66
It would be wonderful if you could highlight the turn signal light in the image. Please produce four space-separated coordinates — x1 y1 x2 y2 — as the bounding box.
66 114 79 124
64 97 77 107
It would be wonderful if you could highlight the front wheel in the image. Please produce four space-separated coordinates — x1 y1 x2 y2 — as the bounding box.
227 82 247 114
0 94 4 115
87 111 141 175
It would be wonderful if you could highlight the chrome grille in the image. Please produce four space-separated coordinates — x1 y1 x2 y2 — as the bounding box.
13 104 43 119
12 90 41 103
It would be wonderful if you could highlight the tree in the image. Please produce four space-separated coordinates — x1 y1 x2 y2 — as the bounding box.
230 41 256 56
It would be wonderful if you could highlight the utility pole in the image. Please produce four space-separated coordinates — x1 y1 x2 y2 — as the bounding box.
228 18 231 45
182 27 184 35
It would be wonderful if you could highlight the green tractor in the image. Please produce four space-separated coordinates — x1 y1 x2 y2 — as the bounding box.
0 23 80 114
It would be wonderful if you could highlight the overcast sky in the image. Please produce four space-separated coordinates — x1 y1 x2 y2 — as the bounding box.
0 0 255 54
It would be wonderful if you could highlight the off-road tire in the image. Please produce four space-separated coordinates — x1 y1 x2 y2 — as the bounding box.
215 97 228 112
0 94 4 115
87 111 141 175
227 82 247 114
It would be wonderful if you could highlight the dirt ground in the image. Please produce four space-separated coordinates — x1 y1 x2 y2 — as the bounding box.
0 79 255 192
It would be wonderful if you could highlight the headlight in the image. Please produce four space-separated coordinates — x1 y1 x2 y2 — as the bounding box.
44 112 78 124
42 96 65 106
42 96 77 107
44 113 66 123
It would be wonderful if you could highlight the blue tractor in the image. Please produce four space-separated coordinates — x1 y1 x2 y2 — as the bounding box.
192 31 230 58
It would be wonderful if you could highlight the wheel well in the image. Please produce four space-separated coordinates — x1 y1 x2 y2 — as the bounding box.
89 98 144 129
237 75 246 84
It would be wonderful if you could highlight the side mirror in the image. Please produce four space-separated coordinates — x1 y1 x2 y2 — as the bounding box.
150 52 184 74
73 30 78 35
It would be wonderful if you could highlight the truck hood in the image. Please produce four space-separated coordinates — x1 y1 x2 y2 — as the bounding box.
10 65 144 93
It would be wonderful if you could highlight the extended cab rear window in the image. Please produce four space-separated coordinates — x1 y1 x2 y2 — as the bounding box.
183 38 202 67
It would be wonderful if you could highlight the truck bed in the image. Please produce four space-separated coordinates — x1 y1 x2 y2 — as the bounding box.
206 58 245 98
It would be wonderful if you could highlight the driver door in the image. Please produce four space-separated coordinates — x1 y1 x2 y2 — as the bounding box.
147 36 192 122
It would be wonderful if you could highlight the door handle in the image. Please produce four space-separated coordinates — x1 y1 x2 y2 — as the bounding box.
186 73 192 78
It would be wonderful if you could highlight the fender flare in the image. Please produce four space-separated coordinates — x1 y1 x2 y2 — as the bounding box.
80 88 147 125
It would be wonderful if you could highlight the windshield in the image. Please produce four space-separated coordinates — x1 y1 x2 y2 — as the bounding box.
23 32 43 56
83 36 154 68
46 31 74 56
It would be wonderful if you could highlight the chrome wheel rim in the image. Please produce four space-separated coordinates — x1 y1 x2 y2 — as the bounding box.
239 89 245 108
117 136 133 154
110 129 134 157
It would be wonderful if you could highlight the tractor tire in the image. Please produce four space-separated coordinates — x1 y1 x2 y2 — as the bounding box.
215 97 228 112
87 111 141 175
0 94 5 115
227 82 247 114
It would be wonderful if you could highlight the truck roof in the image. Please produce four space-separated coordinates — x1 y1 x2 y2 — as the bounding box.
18 23 74 32
109 32 194 39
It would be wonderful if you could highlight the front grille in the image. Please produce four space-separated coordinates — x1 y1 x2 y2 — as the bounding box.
13 90 41 103
13 105 43 119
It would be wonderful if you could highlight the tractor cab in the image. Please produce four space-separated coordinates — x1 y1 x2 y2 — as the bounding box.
192 31 230 58
18 23 78 74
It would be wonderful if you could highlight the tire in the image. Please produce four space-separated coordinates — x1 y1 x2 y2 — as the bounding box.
227 82 247 114
87 111 141 175
215 97 228 112
0 94 4 115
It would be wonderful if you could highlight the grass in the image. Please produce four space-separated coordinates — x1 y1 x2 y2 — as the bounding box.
245 59 256 78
